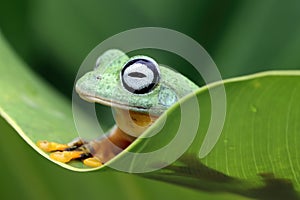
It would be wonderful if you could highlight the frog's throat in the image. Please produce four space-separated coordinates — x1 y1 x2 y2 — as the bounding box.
78 93 161 117
113 108 159 138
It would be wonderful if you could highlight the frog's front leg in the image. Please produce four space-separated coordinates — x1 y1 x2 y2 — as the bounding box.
37 137 94 165
37 126 136 167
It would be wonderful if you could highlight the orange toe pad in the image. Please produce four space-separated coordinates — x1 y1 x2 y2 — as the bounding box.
83 157 103 167
50 151 83 163
37 140 69 152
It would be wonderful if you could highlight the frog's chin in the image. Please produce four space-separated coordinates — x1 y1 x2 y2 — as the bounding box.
78 93 153 114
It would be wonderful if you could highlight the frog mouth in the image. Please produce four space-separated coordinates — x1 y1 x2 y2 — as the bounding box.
77 92 151 113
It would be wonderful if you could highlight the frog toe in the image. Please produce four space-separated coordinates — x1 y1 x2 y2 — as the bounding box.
37 140 69 152
50 151 85 163
83 157 103 167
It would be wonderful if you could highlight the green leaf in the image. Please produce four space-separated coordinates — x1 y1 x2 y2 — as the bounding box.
134 71 300 199
1 30 300 199
0 32 92 171
108 71 300 200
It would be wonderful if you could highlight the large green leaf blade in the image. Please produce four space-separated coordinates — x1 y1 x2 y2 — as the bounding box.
200 73 300 182
125 71 300 199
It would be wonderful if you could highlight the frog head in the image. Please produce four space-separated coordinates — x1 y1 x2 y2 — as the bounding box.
76 49 198 116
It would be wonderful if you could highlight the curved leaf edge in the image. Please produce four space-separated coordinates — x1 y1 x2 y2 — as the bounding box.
109 70 300 171
2 70 300 172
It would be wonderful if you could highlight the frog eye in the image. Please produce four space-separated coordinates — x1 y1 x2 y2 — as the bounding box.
121 56 160 94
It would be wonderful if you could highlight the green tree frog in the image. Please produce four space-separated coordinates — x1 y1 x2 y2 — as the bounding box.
37 49 199 167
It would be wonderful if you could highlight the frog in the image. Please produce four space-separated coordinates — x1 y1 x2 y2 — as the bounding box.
37 49 199 167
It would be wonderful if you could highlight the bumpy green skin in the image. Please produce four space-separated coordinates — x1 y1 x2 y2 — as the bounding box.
76 49 199 116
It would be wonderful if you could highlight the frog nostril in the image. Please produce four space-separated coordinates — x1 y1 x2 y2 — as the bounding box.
96 76 101 80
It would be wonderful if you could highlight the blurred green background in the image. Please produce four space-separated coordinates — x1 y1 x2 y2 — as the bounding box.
1 0 300 199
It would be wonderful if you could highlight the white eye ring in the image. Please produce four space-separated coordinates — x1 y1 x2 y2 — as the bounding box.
121 56 160 94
